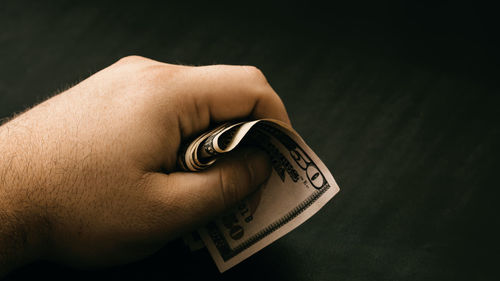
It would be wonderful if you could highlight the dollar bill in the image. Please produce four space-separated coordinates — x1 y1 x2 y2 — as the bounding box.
178 119 340 272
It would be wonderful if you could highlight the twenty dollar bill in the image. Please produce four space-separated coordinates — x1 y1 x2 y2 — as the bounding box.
178 119 340 272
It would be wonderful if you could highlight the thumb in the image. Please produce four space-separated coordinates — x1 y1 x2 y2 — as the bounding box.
148 147 272 230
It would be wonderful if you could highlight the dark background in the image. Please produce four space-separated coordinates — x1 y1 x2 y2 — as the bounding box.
1 0 499 280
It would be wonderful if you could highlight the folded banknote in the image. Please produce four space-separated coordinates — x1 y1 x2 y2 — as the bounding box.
179 119 340 272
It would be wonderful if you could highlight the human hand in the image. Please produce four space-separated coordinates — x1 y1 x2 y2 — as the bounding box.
0 56 290 274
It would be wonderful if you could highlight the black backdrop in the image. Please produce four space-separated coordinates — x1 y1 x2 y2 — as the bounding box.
1 1 499 280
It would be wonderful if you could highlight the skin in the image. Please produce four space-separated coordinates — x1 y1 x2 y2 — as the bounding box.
0 56 290 276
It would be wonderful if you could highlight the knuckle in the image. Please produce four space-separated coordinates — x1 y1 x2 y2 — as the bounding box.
115 57 177 83
201 64 232 75
144 63 170 76
116 55 148 65
242 65 268 83
143 64 183 86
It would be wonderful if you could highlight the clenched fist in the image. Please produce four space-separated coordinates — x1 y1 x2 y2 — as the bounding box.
0 56 290 276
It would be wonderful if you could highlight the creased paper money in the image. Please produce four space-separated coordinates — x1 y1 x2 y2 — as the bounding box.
179 119 340 272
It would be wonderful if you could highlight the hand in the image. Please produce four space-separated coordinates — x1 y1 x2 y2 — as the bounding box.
0 56 290 274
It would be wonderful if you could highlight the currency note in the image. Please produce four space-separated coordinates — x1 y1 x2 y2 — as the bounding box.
178 119 340 272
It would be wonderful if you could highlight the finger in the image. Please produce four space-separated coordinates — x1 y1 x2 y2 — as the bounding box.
146 147 271 232
247 186 263 216
175 65 291 138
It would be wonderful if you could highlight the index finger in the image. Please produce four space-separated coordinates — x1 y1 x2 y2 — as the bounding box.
173 64 291 139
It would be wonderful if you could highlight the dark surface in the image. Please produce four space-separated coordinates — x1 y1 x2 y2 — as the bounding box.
1 1 499 280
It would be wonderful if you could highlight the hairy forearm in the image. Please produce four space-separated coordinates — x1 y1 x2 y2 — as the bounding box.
0 203 27 276
0 122 27 276
0 122 46 277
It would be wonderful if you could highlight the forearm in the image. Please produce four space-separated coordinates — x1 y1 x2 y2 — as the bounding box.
0 123 26 276
0 203 27 277
0 123 46 277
